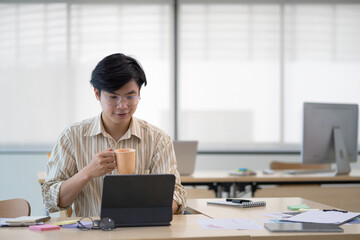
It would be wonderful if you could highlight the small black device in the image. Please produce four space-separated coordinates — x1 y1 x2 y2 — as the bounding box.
264 222 344 232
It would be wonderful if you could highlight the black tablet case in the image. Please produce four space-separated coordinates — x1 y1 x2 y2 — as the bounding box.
100 174 175 227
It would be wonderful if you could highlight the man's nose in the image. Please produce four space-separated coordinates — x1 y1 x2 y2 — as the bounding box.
117 99 127 109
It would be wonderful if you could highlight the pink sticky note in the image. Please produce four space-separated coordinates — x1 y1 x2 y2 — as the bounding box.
29 224 61 231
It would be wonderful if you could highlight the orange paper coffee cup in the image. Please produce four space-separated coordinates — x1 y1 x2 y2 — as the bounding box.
114 149 136 174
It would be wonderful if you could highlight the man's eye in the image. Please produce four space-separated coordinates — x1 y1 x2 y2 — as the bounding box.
126 96 136 100
109 96 118 99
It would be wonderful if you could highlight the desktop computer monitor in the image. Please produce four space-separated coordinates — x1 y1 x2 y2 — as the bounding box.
301 102 359 175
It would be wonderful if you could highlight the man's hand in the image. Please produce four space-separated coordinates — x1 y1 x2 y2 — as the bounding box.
172 200 179 214
83 148 116 179
59 148 116 208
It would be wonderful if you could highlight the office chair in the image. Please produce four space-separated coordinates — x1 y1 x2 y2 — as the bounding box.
0 198 31 218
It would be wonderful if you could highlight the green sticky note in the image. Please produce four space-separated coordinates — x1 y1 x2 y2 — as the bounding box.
287 204 310 211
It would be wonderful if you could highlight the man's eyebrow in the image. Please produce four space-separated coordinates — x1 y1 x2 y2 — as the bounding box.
126 90 137 95
110 90 137 95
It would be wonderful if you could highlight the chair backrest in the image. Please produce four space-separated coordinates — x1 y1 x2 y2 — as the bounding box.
0 198 31 218
270 161 331 170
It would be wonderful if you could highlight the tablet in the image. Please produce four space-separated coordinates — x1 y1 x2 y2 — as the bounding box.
264 222 343 232
100 174 175 227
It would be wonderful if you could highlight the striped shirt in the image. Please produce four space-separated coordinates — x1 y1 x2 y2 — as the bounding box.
42 114 187 217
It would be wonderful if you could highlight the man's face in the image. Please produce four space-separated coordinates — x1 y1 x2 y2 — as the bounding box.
95 80 140 127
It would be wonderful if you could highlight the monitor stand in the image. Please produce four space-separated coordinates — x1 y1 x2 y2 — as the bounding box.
334 128 351 175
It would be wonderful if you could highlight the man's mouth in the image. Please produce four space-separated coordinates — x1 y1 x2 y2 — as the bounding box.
115 112 128 117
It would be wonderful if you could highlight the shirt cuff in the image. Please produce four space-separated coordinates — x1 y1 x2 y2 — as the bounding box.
42 181 71 213
173 186 187 214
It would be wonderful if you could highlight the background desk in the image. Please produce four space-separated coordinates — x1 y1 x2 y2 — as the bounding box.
181 170 360 211
38 170 360 211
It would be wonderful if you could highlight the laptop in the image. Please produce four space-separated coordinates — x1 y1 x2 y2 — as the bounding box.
173 141 198 176
100 174 175 227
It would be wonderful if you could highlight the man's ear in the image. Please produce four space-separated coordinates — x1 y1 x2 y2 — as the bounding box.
94 88 100 101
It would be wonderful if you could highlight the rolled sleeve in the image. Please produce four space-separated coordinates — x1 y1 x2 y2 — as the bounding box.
173 179 187 214
42 131 77 213
42 181 68 213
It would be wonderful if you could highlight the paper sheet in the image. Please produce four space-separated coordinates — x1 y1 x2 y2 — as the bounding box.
0 218 10 226
258 219 283 224
196 218 263 230
258 212 297 219
282 210 360 225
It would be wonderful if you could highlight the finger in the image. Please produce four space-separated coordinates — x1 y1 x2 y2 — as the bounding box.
106 163 116 172
100 151 115 159
101 149 114 156
103 157 116 165
106 148 114 154
103 155 116 162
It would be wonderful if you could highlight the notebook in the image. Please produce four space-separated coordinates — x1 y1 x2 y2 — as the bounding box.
100 174 175 227
3 216 50 226
207 200 266 208
173 141 198 175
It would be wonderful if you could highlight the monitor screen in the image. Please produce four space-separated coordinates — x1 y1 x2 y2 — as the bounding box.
301 102 358 175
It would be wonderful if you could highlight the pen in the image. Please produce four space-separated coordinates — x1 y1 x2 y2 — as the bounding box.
226 198 252 203
323 209 348 213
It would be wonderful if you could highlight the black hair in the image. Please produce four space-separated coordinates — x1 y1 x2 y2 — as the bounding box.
90 53 147 94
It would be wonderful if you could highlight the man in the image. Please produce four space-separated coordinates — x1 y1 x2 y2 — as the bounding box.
42 53 187 217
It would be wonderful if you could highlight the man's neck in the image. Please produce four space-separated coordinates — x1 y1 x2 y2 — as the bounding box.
101 115 131 142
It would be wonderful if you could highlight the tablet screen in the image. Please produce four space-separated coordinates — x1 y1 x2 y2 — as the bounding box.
264 222 343 232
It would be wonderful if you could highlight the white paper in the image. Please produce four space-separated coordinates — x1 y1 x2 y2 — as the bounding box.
0 218 10 226
258 212 295 219
196 218 263 230
282 210 360 225
258 219 282 224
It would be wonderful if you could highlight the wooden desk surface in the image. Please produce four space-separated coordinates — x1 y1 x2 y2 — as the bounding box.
2 198 360 240
3 198 360 240
181 169 360 183
0 214 249 240
187 197 360 240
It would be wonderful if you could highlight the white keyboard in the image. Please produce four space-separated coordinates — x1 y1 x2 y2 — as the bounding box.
283 169 335 175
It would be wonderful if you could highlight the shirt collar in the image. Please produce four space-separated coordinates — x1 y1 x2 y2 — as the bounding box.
128 117 142 140
84 113 103 137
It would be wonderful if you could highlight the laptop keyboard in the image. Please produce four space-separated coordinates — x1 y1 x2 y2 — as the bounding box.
283 169 335 175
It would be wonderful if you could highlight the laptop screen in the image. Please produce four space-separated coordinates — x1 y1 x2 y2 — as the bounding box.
173 141 198 175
